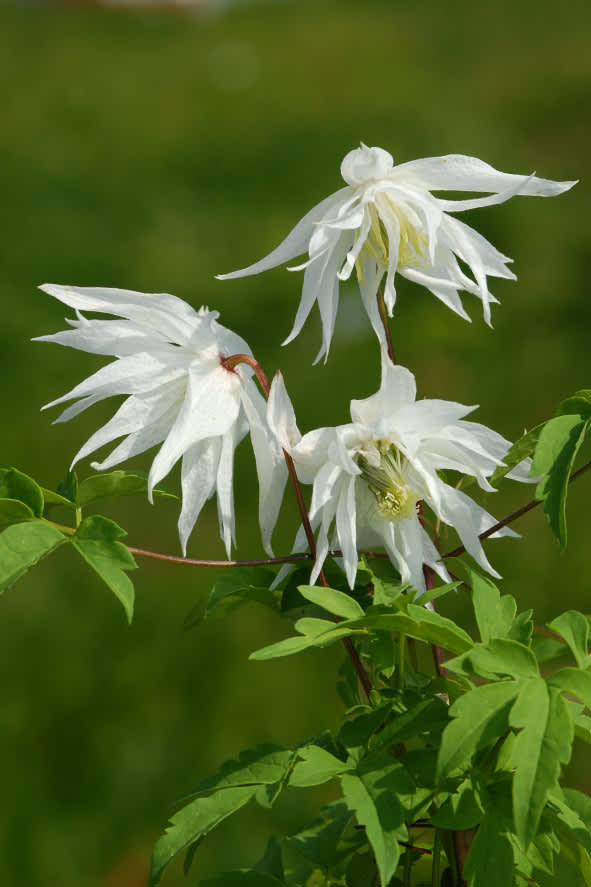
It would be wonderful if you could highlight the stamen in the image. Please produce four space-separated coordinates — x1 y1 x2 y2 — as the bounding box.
357 444 420 521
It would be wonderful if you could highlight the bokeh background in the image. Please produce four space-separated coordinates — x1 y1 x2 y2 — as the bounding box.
1 0 589 884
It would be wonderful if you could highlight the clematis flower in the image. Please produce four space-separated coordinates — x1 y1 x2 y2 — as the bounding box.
35 284 287 557
218 144 576 362
268 348 533 592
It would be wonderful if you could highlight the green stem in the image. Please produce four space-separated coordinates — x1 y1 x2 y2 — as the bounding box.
403 837 413 887
432 829 442 887
396 632 405 690
377 286 396 364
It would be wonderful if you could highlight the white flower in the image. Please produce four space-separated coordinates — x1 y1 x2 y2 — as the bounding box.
268 348 533 592
35 284 287 557
218 144 576 361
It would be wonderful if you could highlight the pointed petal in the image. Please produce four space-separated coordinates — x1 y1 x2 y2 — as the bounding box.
178 438 221 554
216 188 350 280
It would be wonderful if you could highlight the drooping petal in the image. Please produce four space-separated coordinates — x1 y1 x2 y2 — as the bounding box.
216 188 350 280
178 437 221 555
240 379 288 556
392 154 577 197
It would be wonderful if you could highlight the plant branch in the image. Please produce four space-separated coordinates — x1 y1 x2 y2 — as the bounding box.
222 352 372 699
442 459 591 561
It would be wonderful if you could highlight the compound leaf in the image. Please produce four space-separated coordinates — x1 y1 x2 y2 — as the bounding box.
71 515 137 622
0 521 66 592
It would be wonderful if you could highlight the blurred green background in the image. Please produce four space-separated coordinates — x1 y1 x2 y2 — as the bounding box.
0 0 589 884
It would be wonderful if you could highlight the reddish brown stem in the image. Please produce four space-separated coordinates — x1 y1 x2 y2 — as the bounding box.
222 352 372 698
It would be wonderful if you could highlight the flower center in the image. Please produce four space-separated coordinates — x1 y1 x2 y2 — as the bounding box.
355 202 428 283
357 444 420 522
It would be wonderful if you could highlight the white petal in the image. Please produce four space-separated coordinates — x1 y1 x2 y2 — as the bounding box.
351 354 416 428
40 284 205 345
178 438 221 554
216 421 242 557
393 155 577 197
90 400 180 472
240 379 288 556
267 372 301 449
216 188 350 280
335 474 358 588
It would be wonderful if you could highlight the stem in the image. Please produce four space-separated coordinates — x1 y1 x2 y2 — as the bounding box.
403 838 413 887
432 829 443 887
222 352 372 699
442 459 591 561
377 286 396 364
396 632 405 691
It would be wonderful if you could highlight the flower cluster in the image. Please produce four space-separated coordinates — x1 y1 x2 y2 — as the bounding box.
219 144 575 361
37 144 574 590
36 284 286 556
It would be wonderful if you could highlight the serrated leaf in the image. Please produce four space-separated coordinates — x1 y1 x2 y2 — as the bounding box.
406 604 473 654
557 389 591 418
431 774 486 829
446 639 539 681
0 521 67 592
547 667 591 709
56 470 78 505
297 585 365 621
0 467 44 517
489 423 545 487
340 768 406 887
437 681 520 780
531 413 589 547
469 570 516 642
0 498 35 527
191 744 294 797
463 808 514 887
360 557 406 606
370 696 449 752
290 746 353 788
282 801 354 883
71 515 137 622
510 679 573 849
195 566 279 626
150 786 257 887
40 488 76 509
547 611 591 669
77 470 176 507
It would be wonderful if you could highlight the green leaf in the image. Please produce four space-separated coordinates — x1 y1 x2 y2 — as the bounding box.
341 766 407 887
370 696 449 752
360 557 406 606
431 773 486 829
406 604 474 654
71 515 137 622
201 873 285 886
463 808 514 887
0 521 67 592
191 744 294 796
489 423 545 487
281 801 355 885
290 746 353 788
0 467 44 517
77 470 176 507
547 667 591 709
510 679 573 849
557 389 591 418
446 639 539 681
40 488 76 509
547 611 591 669
469 570 516 642
56 469 78 505
195 566 279 626
437 681 520 781
0 498 35 528
297 585 365 621
531 413 590 547
150 786 258 887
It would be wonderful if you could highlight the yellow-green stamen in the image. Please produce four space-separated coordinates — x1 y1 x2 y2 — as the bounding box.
357 444 419 521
